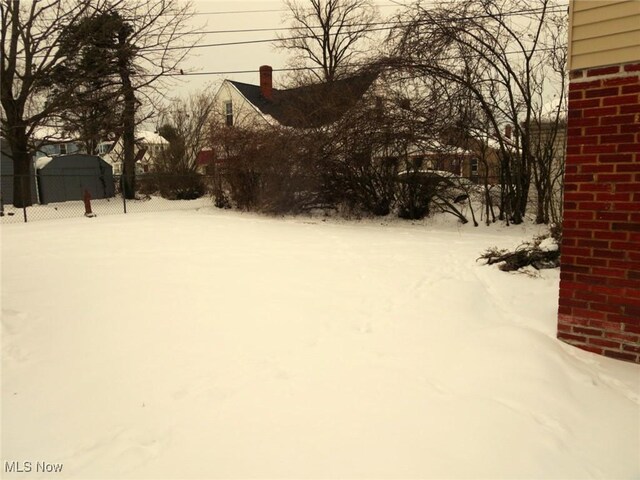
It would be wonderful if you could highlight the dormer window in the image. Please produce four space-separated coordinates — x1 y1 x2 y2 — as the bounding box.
225 101 234 127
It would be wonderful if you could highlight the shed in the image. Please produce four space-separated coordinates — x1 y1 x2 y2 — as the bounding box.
37 154 115 204
0 137 39 206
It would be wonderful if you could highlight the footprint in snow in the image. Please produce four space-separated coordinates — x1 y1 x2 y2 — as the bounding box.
1 309 28 336
69 427 169 477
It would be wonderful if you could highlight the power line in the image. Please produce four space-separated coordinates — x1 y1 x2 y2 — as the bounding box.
148 6 567 52
169 5 568 36
184 1 567 16
145 46 566 78
11 5 568 59
184 3 417 15
167 4 567 37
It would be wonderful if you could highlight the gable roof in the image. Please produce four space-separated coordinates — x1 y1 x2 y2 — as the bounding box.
229 71 378 128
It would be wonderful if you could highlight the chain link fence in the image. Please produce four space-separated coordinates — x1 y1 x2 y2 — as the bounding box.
1 174 216 223
1 170 540 225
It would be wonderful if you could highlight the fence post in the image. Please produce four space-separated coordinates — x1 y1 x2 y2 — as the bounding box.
121 176 127 214
83 188 97 217
21 175 28 223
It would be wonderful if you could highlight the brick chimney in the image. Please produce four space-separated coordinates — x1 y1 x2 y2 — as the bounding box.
259 65 273 100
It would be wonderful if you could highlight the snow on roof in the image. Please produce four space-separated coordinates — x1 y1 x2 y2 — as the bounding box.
32 126 75 143
397 169 466 179
406 142 472 157
35 156 54 170
136 130 169 145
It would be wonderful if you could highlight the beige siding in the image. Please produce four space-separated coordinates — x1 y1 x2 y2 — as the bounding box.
213 82 269 128
570 0 640 70
573 0 628 13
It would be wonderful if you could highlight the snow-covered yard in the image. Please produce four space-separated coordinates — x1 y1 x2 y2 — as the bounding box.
1 209 639 479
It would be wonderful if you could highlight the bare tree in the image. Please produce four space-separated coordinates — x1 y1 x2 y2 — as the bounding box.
529 10 568 224
142 90 216 200
87 0 200 199
156 90 217 174
1 0 114 206
390 0 568 224
278 0 378 83
0 0 200 206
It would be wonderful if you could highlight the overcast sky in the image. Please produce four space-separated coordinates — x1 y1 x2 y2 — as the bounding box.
172 0 407 96
167 0 567 104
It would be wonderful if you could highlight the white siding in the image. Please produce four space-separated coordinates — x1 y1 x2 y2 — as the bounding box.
213 81 270 128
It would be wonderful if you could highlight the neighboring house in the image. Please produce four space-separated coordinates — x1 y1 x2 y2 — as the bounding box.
213 65 379 129
102 130 169 175
32 126 83 159
406 143 473 178
557 0 640 363
36 154 115 203
462 131 518 183
212 66 506 184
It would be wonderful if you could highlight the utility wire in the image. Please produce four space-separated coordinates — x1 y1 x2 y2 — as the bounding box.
144 46 565 78
168 5 567 37
162 6 568 36
184 1 567 16
182 3 421 15
11 5 567 59
147 6 567 52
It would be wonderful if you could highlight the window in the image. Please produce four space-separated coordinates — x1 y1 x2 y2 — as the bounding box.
97 142 112 155
59 143 67 155
225 101 233 127
471 158 479 179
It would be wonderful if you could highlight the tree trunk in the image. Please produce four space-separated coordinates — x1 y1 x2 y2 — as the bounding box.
121 86 136 199
118 27 136 199
9 126 33 208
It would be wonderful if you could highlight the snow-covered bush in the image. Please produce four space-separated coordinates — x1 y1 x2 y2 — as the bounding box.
479 225 562 272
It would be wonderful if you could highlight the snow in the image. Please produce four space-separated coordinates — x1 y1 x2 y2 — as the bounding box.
34 156 53 170
539 236 559 252
261 113 280 126
32 126 74 143
2 209 639 479
135 130 169 145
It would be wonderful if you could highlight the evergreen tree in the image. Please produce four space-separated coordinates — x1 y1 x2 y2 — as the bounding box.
51 11 132 154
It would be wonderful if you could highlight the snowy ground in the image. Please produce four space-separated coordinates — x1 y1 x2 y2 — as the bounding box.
1 209 639 479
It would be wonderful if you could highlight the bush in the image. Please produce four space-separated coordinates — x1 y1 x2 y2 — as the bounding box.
479 229 561 272
396 168 471 221
157 174 205 200
214 126 324 214
396 170 436 219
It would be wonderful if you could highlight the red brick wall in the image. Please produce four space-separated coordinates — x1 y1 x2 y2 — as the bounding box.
558 61 640 363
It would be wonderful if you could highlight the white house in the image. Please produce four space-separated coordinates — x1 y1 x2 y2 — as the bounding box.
212 65 379 130
102 130 169 175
